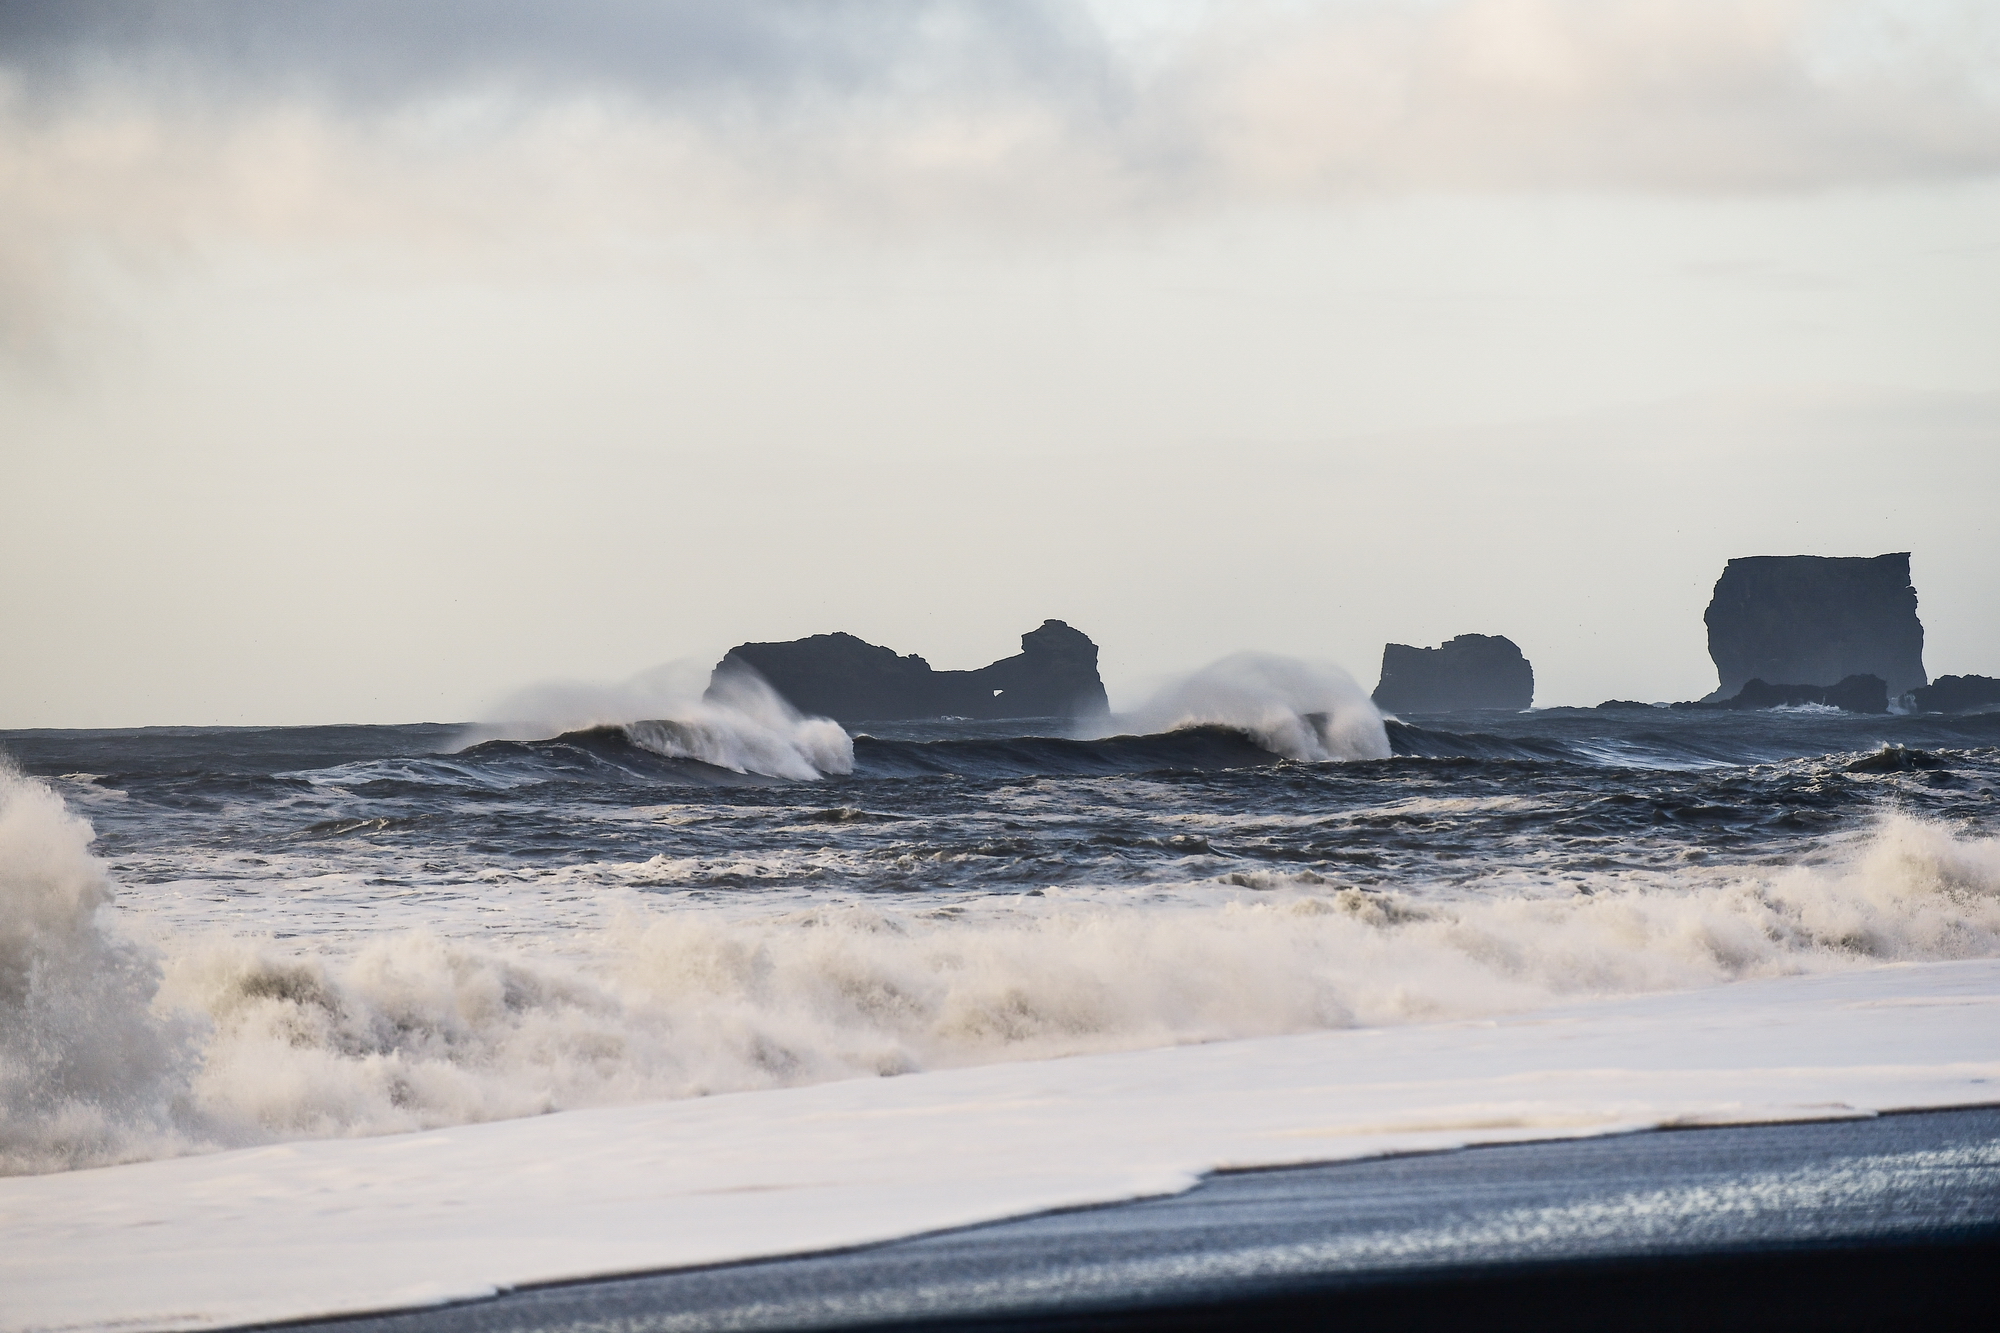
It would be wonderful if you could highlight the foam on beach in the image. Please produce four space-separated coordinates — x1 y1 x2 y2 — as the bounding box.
2 957 1996 1332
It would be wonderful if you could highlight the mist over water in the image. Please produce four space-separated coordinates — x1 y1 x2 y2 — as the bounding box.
4 679 2000 1177
457 661 854 780
1092 653 1391 762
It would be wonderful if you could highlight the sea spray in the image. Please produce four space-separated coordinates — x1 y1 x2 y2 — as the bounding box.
627 664 852 778
458 658 853 779
1098 653 1391 761
0 765 203 1174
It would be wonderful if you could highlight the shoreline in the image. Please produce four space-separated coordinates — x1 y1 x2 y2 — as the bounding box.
5 959 1998 1333
255 1105 2000 1332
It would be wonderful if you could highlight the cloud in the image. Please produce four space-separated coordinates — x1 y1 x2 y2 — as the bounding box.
0 1 1107 114
5 0 1993 188
2 0 1997 353
1159 0 2000 192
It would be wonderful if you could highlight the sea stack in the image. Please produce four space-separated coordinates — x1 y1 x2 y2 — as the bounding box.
712 620 1110 724
1372 635 1534 713
1703 554 1927 700
1910 675 2000 715
1676 674 1891 715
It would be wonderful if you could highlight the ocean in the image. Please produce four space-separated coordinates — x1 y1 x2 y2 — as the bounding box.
4 670 2000 1180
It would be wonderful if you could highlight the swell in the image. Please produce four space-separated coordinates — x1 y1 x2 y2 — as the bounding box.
22 722 2000 814
1387 711 2000 771
461 726 787 787
436 722 1293 788
12 713 2000 801
850 724 1286 778
1386 721 1580 764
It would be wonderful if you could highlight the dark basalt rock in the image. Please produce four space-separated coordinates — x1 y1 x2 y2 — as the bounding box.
1671 674 1889 715
1372 635 1533 713
1734 674 1890 714
1703 554 1926 700
1594 700 1658 711
712 620 1109 724
1909 675 2000 715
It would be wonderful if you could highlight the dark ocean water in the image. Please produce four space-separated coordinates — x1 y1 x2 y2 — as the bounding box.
3 703 1998 1174
6 707 1997 925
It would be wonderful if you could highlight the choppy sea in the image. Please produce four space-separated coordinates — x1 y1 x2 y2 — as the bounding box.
4 666 1999 1177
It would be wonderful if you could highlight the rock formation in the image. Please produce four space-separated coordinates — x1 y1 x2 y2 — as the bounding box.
1671 674 1888 714
1703 554 1926 700
712 620 1110 724
1371 635 1534 713
1909 675 2000 714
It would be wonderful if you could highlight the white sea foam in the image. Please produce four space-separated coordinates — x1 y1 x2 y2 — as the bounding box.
16 961 1999 1333
458 659 852 779
0 764 198 1175
6 758 2000 1177
1098 653 1391 761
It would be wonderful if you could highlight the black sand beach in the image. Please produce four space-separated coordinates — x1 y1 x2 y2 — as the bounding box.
260 1105 2000 1333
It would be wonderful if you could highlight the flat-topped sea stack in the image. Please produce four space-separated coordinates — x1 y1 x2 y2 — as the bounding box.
1372 634 1534 713
1704 554 1926 700
713 619 1109 724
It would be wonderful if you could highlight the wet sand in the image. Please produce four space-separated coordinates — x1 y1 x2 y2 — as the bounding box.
264 1104 2000 1333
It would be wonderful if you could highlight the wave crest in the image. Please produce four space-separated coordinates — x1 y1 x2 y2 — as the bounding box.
462 660 852 780
141 815 2000 1149
1102 653 1390 761
0 766 198 1175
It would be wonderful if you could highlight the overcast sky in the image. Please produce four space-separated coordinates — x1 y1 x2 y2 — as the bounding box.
2 0 1996 726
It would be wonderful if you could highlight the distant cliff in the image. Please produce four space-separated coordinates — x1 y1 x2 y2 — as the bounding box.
1704 554 1926 700
713 620 1110 724
1372 635 1534 713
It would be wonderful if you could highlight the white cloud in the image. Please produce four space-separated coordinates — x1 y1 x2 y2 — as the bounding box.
1147 0 2000 191
2 0 1997 353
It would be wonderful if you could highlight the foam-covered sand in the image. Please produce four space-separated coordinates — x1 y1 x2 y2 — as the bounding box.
3 956 1996 1333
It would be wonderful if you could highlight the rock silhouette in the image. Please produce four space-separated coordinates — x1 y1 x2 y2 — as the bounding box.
1671 674 1888 714
712 620 1109 724
1372 635 1534 713
1909 675 2000 715
1703 554 1926 700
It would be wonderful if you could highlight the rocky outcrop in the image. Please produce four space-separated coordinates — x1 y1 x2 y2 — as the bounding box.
1672 674 1889 714
1734 674 1888 714
1704 554 1926 700
1371 635 1533 713
712 620 1109 724
1909 675 2000 715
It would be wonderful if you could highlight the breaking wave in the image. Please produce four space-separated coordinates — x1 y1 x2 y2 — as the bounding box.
459 660 852 780
1094 653 1391 762
6 757 2000 1177
0 763 198 1174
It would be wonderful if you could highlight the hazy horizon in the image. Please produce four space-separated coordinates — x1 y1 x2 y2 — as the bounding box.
4 1 1996 728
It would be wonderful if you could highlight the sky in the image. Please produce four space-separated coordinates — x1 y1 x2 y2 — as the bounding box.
2 0 1997 726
